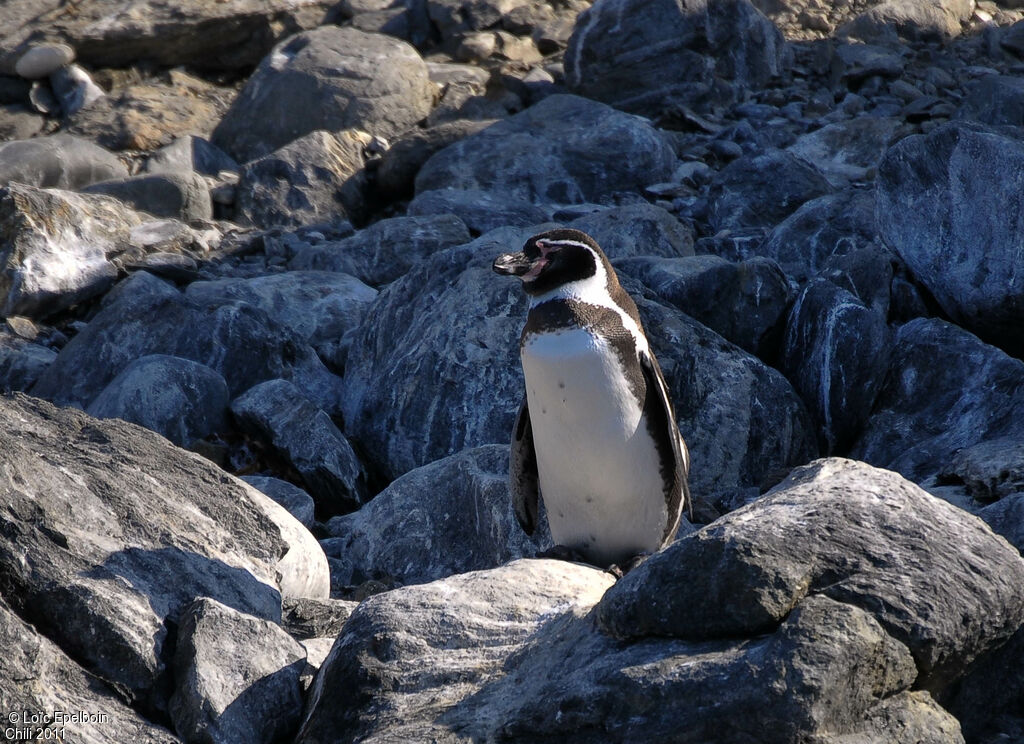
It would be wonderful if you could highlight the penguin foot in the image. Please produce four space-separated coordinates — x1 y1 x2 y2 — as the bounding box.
605 552 652 579
536 544 591 564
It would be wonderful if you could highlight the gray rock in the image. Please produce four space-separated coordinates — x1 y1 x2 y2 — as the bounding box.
707 148 833 232
955 74 1024 127
0 328 55 392
853 318 1024 483
212 26 433 163
876 122 1024 355
0 133 127 190
322 445 551 587
616 254 791 357
980 493 1024 554
143 135 240 178
833 41 908 82
787 117 908 186
781 280 890 452
567 203 695 258
341 226 816 512
31 272 343 414
297 558 962 743
0 103 44 141
235 129 368 229
0 596 181 744
408 188 550 233
838 0 973 41
288 213 471 287
414 94 677 205
82 171 213 223
184 270 376 358
241 475 316 529
170 597 306 744
426 0 534 42
564 0 789 116
282 596 357 640
49 63 105 116
14 42 74 79
375 119 493 200
1 0 336 73
85 354 230 447
0 392 327 715
940 438 1024 503
758 189 881 280
0 183 147 319
231 379 368 515
599 458 1024 690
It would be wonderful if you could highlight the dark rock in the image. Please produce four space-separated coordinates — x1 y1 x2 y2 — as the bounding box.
818 243 895 319
31 272 343 414
786 117 908 186
183 270 376 360
833 42 907 83
50 63 106 116
876 121 1024 355
759 189 880 280
143 135 240 178
235 129 368 229
853 318 1024 484
599 458 1024 691
297 557 962 743
707 148 833 232
288 213 471 287
408 188 550 234
781 280 890 452
0 596 181 744
940 438 1024 503
0 329 55 392
564 0 789 116
281 596 356 640
567 203 695 258
0 133 127 190
231 379 368 515
375 119 493 200
212 26 433 163
241 475 316 530
955 74 1024 126
414 94 677 205
0 392 328 715
616 254 792 357
945 623 1024 744
85 354 230 447
170 597 306 744
321 445 550 587
0 183 146 319
0 103 43 140
82 171 213 223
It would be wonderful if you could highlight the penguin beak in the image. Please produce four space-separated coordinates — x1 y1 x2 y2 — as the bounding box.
492 251 533 277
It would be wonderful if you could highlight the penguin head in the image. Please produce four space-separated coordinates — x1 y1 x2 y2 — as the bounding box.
493 228 613 297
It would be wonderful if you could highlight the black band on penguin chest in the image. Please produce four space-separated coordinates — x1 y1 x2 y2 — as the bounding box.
521 299 645 402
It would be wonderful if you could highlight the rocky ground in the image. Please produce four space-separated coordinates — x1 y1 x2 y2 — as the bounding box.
3 0 1024 741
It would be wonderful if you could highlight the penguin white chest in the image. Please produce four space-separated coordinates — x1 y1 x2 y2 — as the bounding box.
520 327 667 566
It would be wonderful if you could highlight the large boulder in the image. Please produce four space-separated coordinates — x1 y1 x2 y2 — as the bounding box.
0 183 147 319
212 26 433 163
564 0 789 116
413 95 677 205
31 271 343 414
838 0 973 42
0 133 127 189
321 445 550 587
297 556 963 743
599 458 1024 691
876 122 1024 356
852 318 1024 483
0 392 328 715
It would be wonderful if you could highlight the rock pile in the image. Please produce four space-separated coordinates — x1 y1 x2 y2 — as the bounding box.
4 0 1024 741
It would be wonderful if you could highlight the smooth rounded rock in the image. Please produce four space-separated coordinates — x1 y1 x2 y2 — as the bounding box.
15 43 74 80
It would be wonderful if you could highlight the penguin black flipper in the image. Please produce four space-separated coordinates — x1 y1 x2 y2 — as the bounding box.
639 349 692 536
509 396 540 535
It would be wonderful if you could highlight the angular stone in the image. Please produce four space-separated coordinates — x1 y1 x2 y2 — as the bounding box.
941 438 1024 503
375 119 493 200
408 187 549 233
212 26 433 163
955 75 1024 127
170 597 306 744
567 203 695 259
143 135 240 178
414 94 677 205
322 445 550 587
0 328 55 392
231 379 368 515
598 458 1024 690
787 117 908 186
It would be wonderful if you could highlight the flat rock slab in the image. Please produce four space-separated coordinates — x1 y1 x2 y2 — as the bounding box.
0 392 327 715
598 458 1024 691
